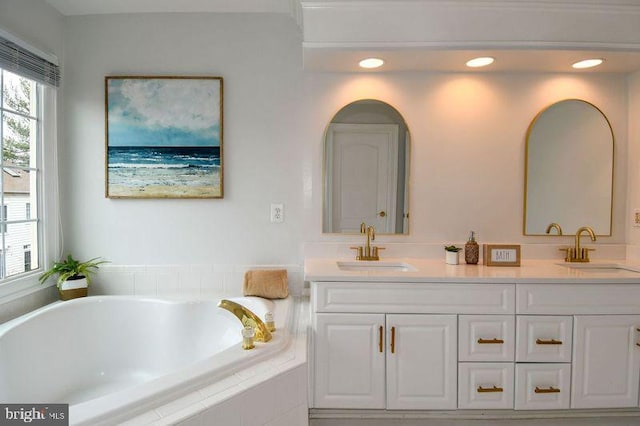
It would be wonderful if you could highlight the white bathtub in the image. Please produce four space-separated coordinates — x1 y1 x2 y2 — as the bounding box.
0 295 292 425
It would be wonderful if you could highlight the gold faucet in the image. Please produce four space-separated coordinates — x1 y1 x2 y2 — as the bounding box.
545 222 563 235
350 222 384 261
217 299 272 342
560 226 596 262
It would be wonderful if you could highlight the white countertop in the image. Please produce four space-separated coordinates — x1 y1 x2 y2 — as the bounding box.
304 258 640 284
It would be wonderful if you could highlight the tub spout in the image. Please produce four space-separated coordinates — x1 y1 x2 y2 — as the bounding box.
218 299 272 342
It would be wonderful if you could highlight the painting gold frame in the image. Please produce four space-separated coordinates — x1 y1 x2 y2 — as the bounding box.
105 76 223 199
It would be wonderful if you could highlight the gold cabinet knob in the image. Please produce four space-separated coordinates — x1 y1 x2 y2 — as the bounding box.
379 211 386 217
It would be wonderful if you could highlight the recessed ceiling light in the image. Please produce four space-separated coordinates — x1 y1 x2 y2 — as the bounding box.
572 58 604 69
466 57 495 68
359 58 385 69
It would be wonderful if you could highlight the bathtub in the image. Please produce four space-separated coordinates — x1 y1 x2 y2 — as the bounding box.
0 295 292 425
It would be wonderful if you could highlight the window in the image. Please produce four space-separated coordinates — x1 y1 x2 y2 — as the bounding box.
0 69 40 279
0 31 59 296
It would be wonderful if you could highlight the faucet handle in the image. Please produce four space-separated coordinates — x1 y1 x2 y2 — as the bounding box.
559 247 573 262
350 246 363 260
581 247 595 262
371 246 385 260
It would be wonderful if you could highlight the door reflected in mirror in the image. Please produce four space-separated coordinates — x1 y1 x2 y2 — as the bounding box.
323 100 410 234
524 99 614 236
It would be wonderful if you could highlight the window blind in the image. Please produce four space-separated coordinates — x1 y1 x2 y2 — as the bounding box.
0 35 60 87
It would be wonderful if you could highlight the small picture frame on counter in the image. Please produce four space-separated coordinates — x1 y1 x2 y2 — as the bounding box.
483 244 521 267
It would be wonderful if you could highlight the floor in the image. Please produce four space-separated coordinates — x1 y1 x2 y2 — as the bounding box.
309 417 640 426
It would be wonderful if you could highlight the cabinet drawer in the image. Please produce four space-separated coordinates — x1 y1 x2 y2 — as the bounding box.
458 363 514 409
517 284 640 314
313 282 515 314
516 316 572 362
459 315 515 362
515 363 571 410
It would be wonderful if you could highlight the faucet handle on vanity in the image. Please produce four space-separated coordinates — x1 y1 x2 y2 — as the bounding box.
371 246 385 260
559 247 574 262
350 246 363 260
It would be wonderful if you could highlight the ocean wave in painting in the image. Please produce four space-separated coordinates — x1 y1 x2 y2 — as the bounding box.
108 146 220 188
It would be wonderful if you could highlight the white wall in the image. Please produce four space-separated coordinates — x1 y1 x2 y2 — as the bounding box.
302 73 628 248
62 13 305 265
62 13 630 267
0 0 63 59
627 71 640 255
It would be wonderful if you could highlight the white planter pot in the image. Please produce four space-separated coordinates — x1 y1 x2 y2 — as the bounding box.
445 251 460 265
60 276 88 290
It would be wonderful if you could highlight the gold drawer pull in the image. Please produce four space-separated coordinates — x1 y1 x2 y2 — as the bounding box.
391 326 396 354
536 338 562 345
534 386 560 394
378 326 383 353
477 385 503 393
478 338 504 344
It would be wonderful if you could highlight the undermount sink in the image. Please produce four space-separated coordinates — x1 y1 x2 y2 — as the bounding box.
337 260 417 272
557 263 640 273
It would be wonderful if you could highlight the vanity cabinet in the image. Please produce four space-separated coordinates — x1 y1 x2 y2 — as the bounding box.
311 281 514 410
458 315 515 409
571 315 640 409
517 284 640 409
313 312 457 409
308 275 640 416
513 315 573 410
314 313 385 408
386 314 457 409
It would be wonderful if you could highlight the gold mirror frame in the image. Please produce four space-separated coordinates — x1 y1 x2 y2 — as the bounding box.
322 99 411 235
523 99 614 236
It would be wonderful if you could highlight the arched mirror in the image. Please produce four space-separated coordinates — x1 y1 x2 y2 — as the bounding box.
323 100 410 234
524 99 614 236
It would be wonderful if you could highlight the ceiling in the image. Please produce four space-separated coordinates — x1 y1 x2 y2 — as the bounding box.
44 0 291 15
42 0 640 73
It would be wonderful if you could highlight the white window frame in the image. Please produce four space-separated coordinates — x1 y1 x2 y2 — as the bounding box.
0 73 60 302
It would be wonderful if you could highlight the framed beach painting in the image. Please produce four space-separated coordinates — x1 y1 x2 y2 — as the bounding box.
105 76 223 198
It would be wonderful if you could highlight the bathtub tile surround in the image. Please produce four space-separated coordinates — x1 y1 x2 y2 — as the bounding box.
124 298 309 426
89 264 305 298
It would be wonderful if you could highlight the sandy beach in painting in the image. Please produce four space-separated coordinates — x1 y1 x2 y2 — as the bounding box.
107 146 221 198
109 184 221 198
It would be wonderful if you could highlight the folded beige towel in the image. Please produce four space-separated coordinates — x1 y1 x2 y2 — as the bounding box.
243 269 289 299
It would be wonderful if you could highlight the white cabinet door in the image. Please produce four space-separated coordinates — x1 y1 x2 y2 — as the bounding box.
314 313 386 408
386 314 457 409
571 315 640 409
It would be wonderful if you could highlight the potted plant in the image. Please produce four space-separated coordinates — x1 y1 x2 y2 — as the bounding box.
39 255 108 300
444 245 462 265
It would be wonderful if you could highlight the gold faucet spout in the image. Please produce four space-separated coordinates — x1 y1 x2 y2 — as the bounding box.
350 222 382 261
545 223 563 235
218 299 272 342
575 226 596 256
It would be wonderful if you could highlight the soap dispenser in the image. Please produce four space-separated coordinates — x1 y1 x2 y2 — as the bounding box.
465 231 479 265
